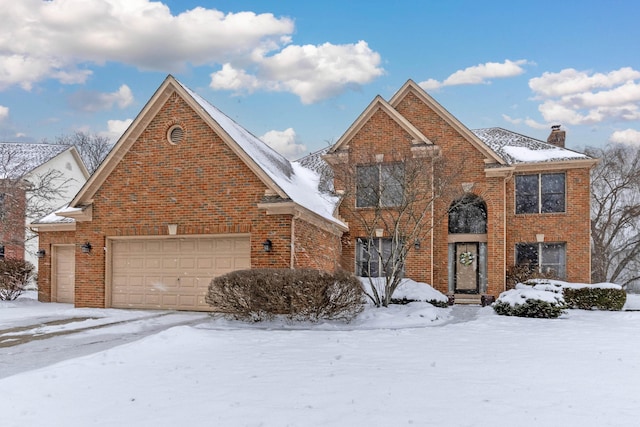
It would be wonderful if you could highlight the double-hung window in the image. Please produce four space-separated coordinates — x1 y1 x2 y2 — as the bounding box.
356 163 404 208
515 242 566 279
515 173 565 214
356 238 403 277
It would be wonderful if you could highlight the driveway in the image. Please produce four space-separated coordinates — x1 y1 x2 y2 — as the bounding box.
0 303 209 379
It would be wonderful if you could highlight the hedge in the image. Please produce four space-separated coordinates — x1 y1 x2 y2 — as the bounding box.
563 287 626 311
206 268 364 322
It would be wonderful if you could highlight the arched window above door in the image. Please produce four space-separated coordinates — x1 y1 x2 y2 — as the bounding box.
448 194 487 234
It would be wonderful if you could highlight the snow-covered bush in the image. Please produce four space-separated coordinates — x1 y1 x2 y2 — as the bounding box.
505 264 557 290
206 269 364 322
556 281 626 311
358 277 449 308
493 282 566 318
0 258 35 301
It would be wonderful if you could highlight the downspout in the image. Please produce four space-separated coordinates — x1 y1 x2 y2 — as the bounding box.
502 171 513 293
430 154 435 286
291 212 300 269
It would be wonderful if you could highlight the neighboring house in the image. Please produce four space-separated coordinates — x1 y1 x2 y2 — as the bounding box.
0 143 88 269
33 75 346 308
321 80 596 301
33 76 596 310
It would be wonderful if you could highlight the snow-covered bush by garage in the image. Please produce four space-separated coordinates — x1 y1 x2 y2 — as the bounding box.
358 277 449 308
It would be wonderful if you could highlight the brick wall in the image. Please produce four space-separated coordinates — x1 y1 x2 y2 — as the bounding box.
293 218 341 271
71 91 298 308
0 185 26 259
505 168 592 283
331 89 592 297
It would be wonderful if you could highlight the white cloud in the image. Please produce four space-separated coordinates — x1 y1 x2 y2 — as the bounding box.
69 84 134 112
100 118 133 142
609 129 640 146
210 64 261 92
510 66 640 131
210 41 384 104
260 128 306 159
418 59 529 90
0 105 8 121
0 0 294 89
529 67 640 98
0 1 382 102
502 114 521 125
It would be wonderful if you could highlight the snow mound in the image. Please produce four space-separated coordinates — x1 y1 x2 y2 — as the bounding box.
358 277 448 303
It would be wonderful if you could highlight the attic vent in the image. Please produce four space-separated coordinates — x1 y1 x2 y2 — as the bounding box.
167 125 184 145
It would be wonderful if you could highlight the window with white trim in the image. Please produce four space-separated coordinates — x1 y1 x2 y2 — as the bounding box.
356 163 404 208
516 242 566 279
515 173 565 214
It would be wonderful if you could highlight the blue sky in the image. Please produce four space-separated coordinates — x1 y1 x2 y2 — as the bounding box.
1 0 639 159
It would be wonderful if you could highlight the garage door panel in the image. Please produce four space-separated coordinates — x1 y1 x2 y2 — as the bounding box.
234 239 251 251
111 236 250 311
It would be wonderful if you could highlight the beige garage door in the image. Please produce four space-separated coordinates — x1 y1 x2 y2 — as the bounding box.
110 236 250 311
53 245 75 304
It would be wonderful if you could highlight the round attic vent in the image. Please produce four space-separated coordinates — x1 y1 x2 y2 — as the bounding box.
167 125 184 145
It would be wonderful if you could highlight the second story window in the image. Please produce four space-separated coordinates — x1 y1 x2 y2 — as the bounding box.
356 163 404 208
515 173 565 214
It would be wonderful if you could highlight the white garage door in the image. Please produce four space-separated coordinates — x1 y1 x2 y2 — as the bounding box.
110 236 250 311
53 245 75 304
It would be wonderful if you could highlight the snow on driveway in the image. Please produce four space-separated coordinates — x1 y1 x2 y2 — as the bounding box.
1 294 640 426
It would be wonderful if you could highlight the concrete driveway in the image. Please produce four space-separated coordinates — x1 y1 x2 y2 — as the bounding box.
0 299 209 379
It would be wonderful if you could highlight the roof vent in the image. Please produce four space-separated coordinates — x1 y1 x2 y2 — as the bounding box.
167 125 184 145
547 125 565 148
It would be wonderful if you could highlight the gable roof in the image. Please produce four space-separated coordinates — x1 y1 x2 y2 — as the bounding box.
328 95 433 153
66 75 343 227
0 143 84 179
472 127 592 165
388 80 506 165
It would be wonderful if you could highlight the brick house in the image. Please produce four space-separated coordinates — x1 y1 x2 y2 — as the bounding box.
320 80 596 301
0 143 88 266
33 75 346 308
34 76 596 310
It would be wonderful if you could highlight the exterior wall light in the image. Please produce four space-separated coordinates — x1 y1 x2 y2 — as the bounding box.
81 242 92 254
414 240 421 250
36 249 46 258
262 239 272 252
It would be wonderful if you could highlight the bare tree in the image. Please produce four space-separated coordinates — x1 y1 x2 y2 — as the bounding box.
328 148 464 307
588 143 640 289
51 131 113 173
0 144 73 255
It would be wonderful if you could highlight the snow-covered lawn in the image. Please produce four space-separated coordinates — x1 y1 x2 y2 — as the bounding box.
1 292 640 426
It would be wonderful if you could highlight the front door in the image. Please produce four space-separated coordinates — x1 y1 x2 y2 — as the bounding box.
455 243 478 294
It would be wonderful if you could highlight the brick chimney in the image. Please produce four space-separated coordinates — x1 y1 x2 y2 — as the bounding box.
547 125 566 148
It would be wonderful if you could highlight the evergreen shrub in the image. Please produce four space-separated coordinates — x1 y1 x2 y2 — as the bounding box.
563 287 626 311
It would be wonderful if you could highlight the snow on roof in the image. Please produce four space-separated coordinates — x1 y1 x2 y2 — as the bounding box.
31 205 76 225
0 142 70 179
177 81 343 227
295 147 333 193
472 128 590 164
